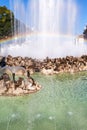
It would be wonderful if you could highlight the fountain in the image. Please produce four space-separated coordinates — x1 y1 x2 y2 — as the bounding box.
0 0 87 59
0 1 87 130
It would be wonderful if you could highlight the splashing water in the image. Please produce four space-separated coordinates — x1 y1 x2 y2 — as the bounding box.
0 0 87 59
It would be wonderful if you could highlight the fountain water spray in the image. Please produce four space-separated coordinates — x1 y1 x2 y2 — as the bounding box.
1 0 87 59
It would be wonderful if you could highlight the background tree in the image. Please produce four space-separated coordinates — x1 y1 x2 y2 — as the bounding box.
83 25 87 38
0 6 14 39
0 6 31 39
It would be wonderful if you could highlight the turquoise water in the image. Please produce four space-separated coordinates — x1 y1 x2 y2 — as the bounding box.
0 72 87 130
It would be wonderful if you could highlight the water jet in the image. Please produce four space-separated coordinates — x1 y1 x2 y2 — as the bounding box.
0 0 87 59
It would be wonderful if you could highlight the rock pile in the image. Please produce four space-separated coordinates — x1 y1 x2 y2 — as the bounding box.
41 56 87 74
0 70 41 96
0 55 87 75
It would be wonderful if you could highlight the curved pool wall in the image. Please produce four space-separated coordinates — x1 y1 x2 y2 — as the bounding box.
0 72 87 130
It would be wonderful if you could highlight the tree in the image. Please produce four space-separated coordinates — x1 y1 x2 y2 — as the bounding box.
0 6 14 39
83 25 87 38
0 6 30 39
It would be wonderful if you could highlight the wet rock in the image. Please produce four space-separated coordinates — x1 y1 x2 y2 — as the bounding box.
0 57 6 67
0 70 41 96
41 68 55 75
2 73 10 82
3 55 87 75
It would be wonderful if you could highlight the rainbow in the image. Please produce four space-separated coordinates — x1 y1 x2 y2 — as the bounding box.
0 32 33 45
0 32 77 45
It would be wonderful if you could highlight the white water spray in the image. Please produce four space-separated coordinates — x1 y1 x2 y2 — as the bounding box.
1 0 87 59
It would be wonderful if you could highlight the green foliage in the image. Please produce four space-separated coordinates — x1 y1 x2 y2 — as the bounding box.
83 27 87 39
0 6 14 39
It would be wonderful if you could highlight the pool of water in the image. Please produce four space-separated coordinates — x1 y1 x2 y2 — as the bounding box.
0 72 87 130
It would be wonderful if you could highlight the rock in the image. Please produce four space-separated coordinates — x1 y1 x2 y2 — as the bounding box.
0 87 6 95
0 57 6 67
7 88 13 94
3 55 87 75
2 73 10 82
13 88 23 95
0 69 41 96
41 68 54 75
26 83 36 90
0 79 5 88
